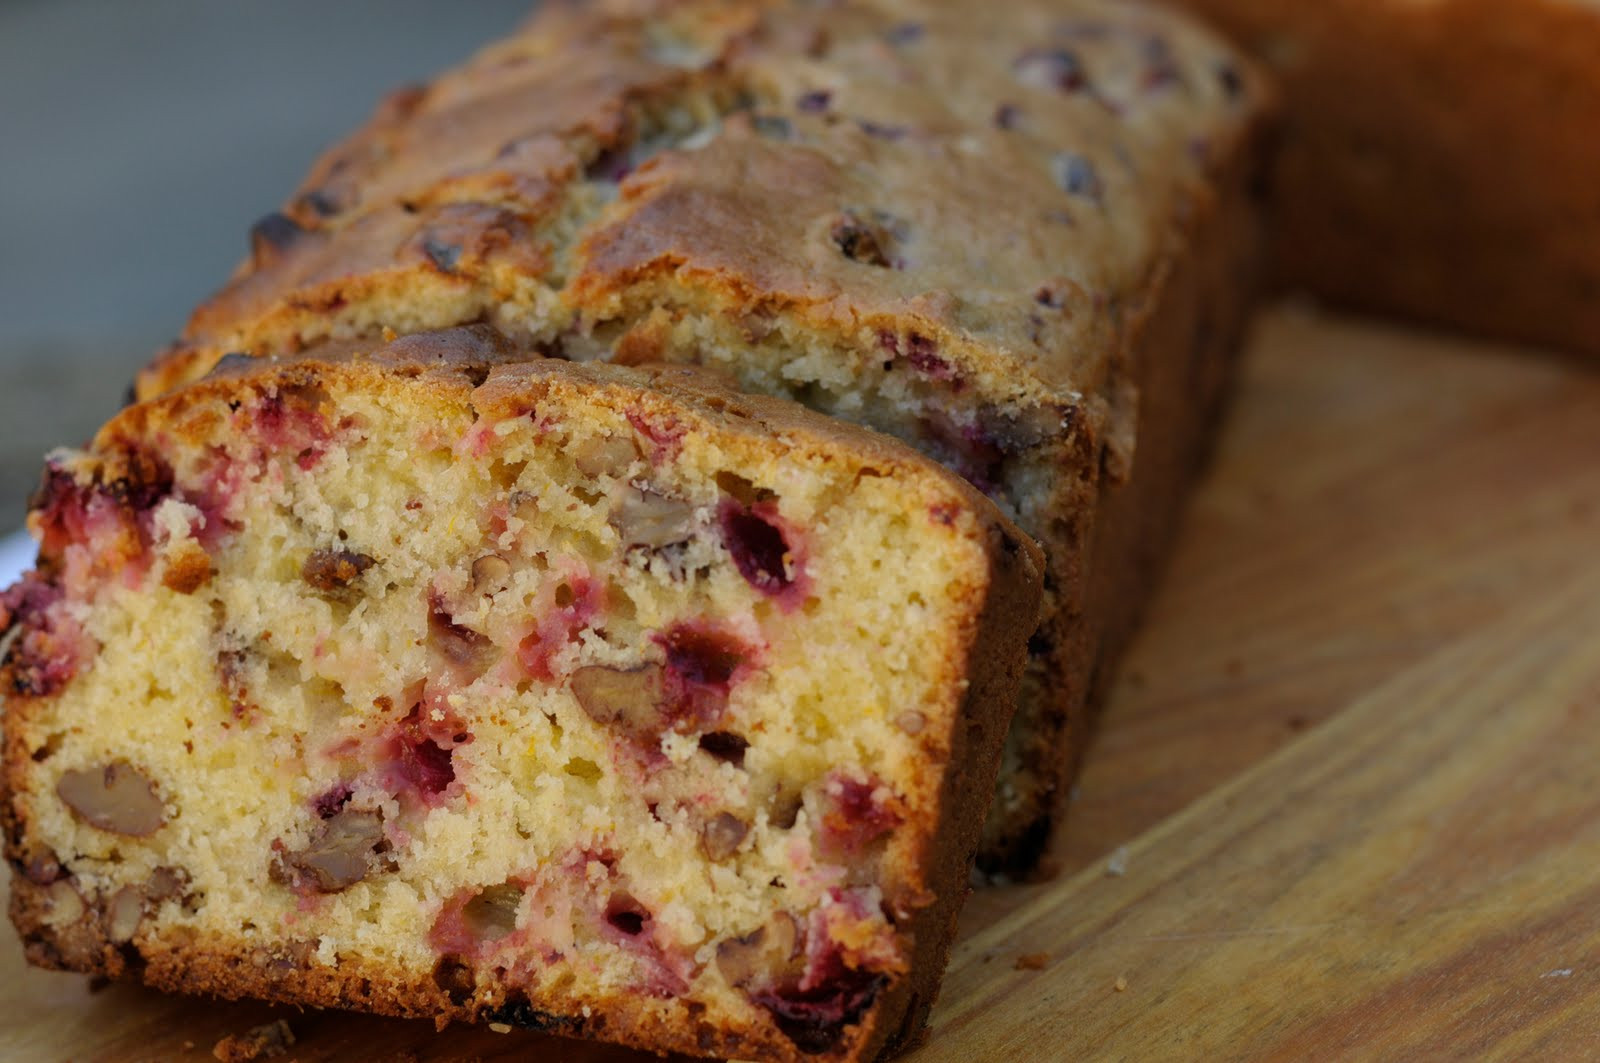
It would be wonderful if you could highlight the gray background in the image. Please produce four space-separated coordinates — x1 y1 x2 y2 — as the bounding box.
0 0 534 522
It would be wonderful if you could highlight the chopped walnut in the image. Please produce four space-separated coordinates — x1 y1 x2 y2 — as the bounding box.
56 761 166 836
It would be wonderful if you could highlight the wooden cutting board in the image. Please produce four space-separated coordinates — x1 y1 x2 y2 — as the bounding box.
5 306 1600 1061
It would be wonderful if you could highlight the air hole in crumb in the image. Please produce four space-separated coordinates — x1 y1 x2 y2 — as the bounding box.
463 883 523 941
605 585 637 624
563 757 601 781
604 892 649 936
770 789 803 830
492 460 528 490
31 733 63 762
433 956 475 1004
698 731 749 767
715 471 771 506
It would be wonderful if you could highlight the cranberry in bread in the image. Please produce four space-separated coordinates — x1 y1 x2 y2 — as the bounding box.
1 327 1041 1062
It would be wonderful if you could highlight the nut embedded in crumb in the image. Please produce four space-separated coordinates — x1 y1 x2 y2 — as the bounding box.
212 1019 295 1062
1014 952 1050 971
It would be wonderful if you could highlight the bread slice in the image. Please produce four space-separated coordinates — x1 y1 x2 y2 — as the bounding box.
1 326 1041 1062
127 0 1275 874
1175 0 1600 356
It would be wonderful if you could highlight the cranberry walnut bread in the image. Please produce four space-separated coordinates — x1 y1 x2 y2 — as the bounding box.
1174 0 1600 357
1 326 1043 1062
131 0 1275 874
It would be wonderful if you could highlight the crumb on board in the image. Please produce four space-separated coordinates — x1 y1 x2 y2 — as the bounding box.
1106 846 1130 876
1015 952 1051 971
1114 975 1129 993
489 1022 514 1034
212 1019 295 1062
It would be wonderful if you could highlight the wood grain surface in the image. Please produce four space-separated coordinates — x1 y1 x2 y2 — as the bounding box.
4 306 1599 1060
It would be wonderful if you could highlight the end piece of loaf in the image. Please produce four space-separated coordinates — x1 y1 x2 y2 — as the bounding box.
1176 0 1600 356
128 0 1276 873
1 326 1041 1062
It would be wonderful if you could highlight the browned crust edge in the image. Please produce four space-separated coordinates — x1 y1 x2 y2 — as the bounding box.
978 77 1276 875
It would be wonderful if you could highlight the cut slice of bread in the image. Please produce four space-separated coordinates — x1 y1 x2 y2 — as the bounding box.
1 326 1041 1062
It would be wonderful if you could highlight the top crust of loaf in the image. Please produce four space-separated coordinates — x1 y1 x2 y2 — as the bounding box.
137 0 1272 412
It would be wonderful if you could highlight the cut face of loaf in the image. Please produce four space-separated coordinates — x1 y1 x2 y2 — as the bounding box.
1 327 1041 1062
133 0 1276 870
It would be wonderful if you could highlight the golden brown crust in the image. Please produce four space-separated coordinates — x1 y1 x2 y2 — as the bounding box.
135 0 1269 403
1177 0 1600 356
991 81 1271 868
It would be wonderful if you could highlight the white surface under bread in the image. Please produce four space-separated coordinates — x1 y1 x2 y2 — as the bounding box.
0 530 32 587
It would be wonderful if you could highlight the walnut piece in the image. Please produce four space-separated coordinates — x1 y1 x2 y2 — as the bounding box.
56 761 166 836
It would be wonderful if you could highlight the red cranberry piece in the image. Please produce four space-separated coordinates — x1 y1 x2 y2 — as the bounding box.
2 574 83 698
29 449 174 565
661 625 745 688
878 331 954 381
750 970 887 1054
820 774 902 853
626 409 686 457
311 782 354 819
718 502 793 595
393 708 456 797
903 334 952 379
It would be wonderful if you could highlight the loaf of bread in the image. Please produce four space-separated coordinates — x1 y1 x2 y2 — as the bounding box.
1175 0 1600 356
2 325 1042 1062
131 0 1274 874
